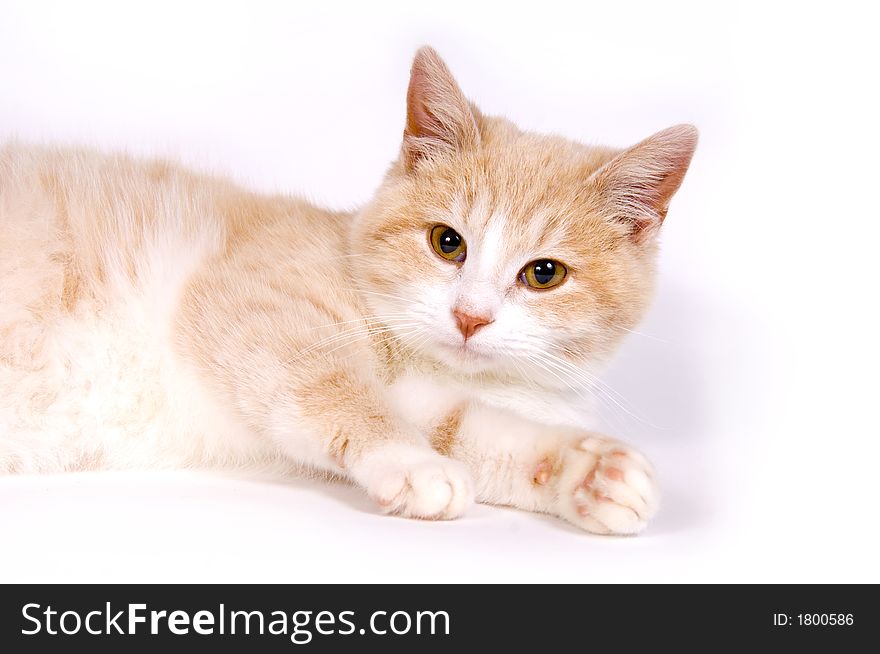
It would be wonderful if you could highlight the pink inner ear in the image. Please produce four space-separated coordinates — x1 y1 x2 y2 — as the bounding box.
401 47 480 171
594 124 698 241
653 142 698 220
405 73 446 142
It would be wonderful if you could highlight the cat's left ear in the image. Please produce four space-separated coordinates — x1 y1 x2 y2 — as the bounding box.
402 47 481 172
590 124 698 242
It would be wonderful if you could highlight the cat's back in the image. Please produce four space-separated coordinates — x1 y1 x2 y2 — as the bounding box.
0 143 233 288
0 142 242 354
0 144 290 472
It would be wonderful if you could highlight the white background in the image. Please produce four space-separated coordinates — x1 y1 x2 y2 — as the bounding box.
1 0 878 583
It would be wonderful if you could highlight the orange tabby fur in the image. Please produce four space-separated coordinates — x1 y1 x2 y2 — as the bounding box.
0 47 696 534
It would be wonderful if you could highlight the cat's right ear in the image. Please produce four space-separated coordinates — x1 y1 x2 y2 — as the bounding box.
589 124 698 243
402 47 480 172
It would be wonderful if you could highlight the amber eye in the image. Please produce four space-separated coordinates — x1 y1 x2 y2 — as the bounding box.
429 225 467 262
520 259 567 290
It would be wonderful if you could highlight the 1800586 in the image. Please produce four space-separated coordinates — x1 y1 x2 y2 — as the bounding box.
798 614 854 626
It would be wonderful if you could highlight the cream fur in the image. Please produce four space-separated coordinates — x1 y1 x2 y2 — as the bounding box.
0 47 696 534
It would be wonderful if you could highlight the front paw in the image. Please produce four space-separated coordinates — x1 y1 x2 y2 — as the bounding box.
362 448 474 520
550 436 659 535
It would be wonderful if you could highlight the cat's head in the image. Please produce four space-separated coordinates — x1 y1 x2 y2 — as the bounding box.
352 47 697 382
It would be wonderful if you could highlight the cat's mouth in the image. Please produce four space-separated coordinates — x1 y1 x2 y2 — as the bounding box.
435 339 496 368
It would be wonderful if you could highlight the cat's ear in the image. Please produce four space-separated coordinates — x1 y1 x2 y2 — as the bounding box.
402 47 480 171
590 124 698 242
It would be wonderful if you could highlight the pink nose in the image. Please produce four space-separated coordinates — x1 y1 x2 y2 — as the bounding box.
452 309 493 340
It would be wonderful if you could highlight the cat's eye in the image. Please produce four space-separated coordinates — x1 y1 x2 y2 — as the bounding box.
429 225 467 262
520 259 567 290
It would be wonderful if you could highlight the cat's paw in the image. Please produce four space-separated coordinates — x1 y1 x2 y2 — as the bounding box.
362 448 474 520
552 436 658 535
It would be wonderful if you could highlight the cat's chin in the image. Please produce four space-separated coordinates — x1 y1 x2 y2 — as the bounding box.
428 341 502 374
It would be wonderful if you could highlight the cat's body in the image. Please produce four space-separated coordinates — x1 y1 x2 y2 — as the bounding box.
0 48 696 534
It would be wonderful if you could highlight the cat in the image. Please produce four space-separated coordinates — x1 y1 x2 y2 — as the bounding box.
0 47 696 535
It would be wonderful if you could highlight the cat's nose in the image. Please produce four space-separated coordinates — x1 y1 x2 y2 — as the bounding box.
452 309 493 340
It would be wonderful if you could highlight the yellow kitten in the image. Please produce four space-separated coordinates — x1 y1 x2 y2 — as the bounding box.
0 47 696 534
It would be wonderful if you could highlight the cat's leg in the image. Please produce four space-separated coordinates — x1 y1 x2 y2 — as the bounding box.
441 404 658 534
270 364 475 520
176 284 473 519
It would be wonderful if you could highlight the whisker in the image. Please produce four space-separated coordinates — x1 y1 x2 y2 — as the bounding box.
546 348 640 409
607 324 671 344
324 252 372 260
524 352 631 435
284 322 422 363
342 288 418 305
296 314 415 334
319 325 425 361
537 350 665 430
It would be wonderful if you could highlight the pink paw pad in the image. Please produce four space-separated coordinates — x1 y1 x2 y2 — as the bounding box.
561 438 659 535
532 458 553 485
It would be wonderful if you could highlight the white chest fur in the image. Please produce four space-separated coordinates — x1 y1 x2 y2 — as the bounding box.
385 371 599 435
